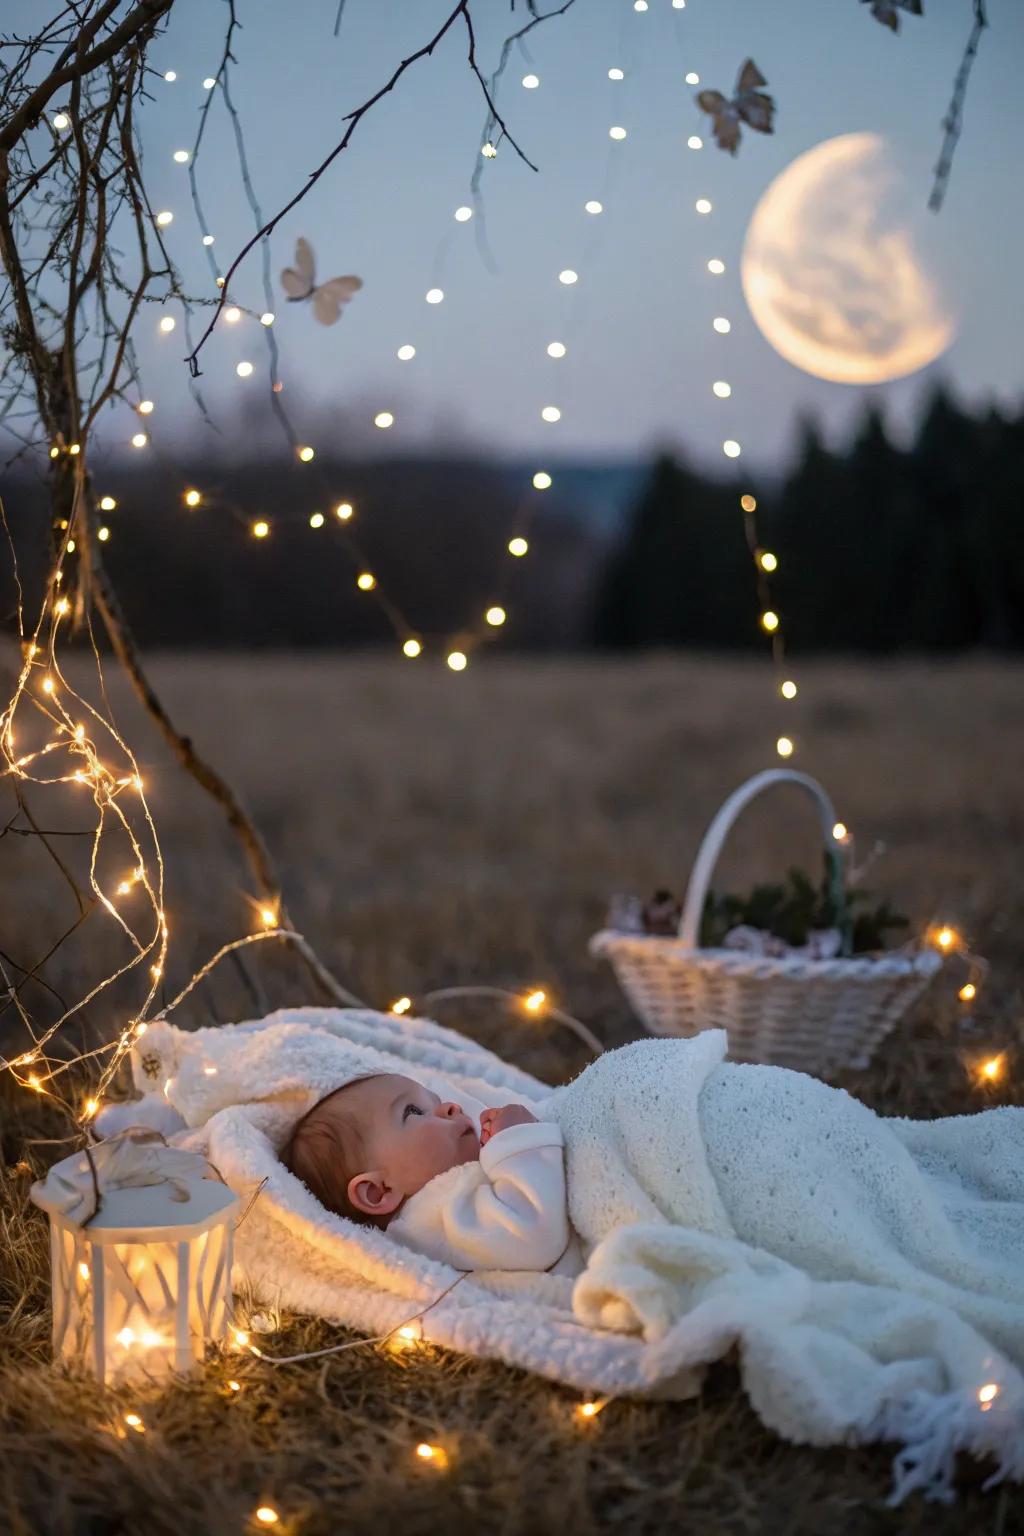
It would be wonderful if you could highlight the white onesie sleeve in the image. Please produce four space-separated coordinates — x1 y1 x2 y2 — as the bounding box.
388 1120 571 1272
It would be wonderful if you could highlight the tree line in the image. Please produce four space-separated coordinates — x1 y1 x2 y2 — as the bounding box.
593 388 1024 653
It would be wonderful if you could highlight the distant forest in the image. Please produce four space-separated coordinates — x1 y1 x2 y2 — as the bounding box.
596 389 1024 653
2 388 1022 654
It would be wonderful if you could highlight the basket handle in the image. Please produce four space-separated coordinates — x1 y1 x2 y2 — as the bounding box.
677 769 842 945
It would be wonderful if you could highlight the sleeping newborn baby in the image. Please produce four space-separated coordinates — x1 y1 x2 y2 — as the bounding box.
281 1072 585 1276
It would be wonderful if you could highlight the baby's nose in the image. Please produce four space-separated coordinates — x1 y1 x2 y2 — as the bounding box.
437 1100 463 1120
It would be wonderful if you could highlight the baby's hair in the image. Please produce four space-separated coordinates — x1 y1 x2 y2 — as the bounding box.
280 1074 388 1229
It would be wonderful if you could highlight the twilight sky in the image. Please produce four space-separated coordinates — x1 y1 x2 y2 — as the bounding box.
36 0 1024 471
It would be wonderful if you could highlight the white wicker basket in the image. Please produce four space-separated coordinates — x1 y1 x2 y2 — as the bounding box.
590 769 942 1076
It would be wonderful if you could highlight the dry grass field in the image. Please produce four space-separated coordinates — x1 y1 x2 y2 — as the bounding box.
2 652 1023 1536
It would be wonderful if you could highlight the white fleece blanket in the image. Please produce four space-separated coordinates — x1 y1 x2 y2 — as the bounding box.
104 1009 1024 1502
546 1034 1024 1501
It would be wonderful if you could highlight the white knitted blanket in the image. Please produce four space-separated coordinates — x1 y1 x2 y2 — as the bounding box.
546 1033 1024 1501
101 1009 1024 1502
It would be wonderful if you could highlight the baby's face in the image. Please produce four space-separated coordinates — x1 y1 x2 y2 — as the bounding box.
344 1074 479 1219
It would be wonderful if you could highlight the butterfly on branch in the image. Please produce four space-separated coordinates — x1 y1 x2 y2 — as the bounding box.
280 237 363 325
696 60 775 156
862 0 923 33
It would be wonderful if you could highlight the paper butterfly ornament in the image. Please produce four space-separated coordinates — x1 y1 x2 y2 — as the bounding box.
696 60 775 156
280 237 363 325
862 0 923 33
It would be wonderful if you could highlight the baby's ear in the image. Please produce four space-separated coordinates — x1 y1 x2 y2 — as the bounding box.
348 1172 402 1218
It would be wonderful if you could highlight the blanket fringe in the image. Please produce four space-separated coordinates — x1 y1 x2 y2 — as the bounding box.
879 1383 1024 1505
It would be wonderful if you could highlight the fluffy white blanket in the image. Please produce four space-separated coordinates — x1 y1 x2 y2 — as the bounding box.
547 1033 1024 1500
103 1009 1024 1502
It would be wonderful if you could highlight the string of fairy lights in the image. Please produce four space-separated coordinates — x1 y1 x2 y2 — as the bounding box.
1 4 1012 1501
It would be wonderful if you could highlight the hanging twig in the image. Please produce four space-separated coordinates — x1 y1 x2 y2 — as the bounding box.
929 0 987 213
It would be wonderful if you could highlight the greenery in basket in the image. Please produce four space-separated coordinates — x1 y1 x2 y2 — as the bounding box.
698 851 909 957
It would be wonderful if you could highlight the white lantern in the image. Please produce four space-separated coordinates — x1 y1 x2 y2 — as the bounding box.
32 1141 238 1384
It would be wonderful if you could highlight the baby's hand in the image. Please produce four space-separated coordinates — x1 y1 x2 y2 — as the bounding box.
479 1104 537 1146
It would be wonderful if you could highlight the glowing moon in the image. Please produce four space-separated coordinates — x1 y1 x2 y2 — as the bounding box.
741 133 955 384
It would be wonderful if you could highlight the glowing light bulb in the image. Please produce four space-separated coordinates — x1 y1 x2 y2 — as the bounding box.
131 432 148 448
28 1074 42 1091
335 502 353 520
685 71 700 84
138 400 154 415
297 446 314 462
397 344 416 361
447 651 468 672
981 1056 1003 1081
255 1509 279 1526
309 512 324 529
66 539 76 552
203 77 216 90
184 488 201 508
486 606 506 627
708 258 725 274
100 495 117 511
397 1325 418 1341
83 1098 99 1118
533 471 552 490
202 234 215 246
391 997 413 1015
159 316 175 333
481 142 497 158
233 1330 250 1347
740 493 757 512
713 317 731 334
260 906 277 928
541 406 561 423
577 1401 599 1419
634 1 648 10
780 679 798 700
357 573 376 591
454 206 473 222
425 288 444 304
761 610 779 632
609 126 627 141
163 71 177 82
155 211 173 227
124 1413 144 1430
776 736 794 759
688 135 703 150
173 150 189 163
374 411 394 430
723 440 741 459
415 1444 448 1468
935 926 957 951
236 361 254 378
252 520 269 539
53 113 70 130
260 312 274 326
78 1262 90 1281
228 1380 241 1392
116 1328 135 1346
832 823 848 843
584 200 603 214
522 74 539 88
215 277 225 287
558 269 578 285
713 381 732 398
98 526 111 543
402 639 422 659
224 306 241 323
547 342 567 359
524 990 546 1013
979 1383 1000 1404
508 537 529 557
759 551 777 572
695 198 712 214
608 68 624 81
959 983 976 1002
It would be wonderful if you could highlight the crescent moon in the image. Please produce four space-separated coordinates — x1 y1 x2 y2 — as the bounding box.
741 133 955 385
